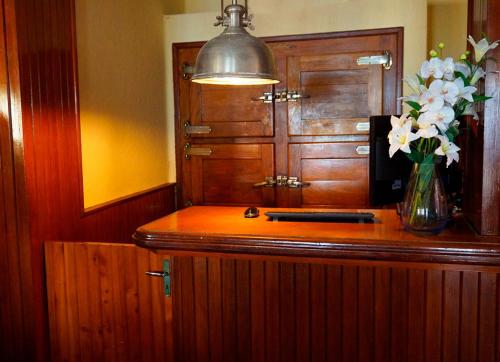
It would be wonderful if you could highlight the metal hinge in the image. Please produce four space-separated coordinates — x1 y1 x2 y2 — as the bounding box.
184 121 212 138
253 175 310 188
356 50 392 70
145 260 171 297
182 63 194 80
184 143 213 159
287 176 311 188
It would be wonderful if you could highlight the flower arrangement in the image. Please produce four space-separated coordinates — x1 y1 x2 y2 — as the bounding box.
388 36 498 233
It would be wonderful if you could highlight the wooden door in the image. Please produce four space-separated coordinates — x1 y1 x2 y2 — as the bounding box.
289 142 369 208
175 29 402 209
187 143 275 206
45 242 174 362
287 52 383 136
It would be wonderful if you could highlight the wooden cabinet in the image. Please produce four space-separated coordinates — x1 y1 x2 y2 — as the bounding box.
45 242 174 362
174 28 402 209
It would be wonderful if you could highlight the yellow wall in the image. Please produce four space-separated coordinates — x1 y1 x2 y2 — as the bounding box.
427 0 468 59
77 0 168 207
164 0 428 181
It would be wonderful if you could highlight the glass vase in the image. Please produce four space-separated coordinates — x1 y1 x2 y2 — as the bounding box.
400 161 448 235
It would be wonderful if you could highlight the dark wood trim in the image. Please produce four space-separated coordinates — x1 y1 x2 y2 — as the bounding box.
83 183 176 215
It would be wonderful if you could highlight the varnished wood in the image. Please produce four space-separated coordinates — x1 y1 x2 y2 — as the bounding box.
135 206 500 266
174 28 403 209
169 254 500 362
45 242 174 362
464 0 500 235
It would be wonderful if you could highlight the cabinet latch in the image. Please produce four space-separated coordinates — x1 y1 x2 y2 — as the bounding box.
145 260 171 297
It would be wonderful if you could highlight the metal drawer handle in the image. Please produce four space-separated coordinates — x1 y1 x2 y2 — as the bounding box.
253 176 276 188
145 271 169 277
145 260 171 297
184 121 212 136
185 143 213 159
356 145 370 155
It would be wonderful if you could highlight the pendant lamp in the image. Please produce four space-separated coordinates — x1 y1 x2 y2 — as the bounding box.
191 0 279 85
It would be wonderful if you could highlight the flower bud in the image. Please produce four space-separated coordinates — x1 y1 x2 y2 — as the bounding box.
429 49 438 57
465 50 471 55
460 53 467 60
438 42 445 49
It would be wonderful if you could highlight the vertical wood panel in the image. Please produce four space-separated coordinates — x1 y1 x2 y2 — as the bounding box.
374 268 390 362
478 272 497 362
310 264 326 362
442 271 460 362
45 242 174 362
221 259 237 361
279 263 295 362
426 270 443 361
295 263 311 361
193 257 209 362
342 266 358 362
207 258 223 362
265 261 280 362
325 265 342 360
460 271 478 362
358 266 374 362
407 269 426 362
250 261 265 362
235 260 251 362
391 268 408 362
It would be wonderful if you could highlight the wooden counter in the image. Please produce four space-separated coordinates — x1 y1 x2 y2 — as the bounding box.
134 207 500 362
134 206 500 266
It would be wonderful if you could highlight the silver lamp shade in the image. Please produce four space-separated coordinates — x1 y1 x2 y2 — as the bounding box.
191 3 279 85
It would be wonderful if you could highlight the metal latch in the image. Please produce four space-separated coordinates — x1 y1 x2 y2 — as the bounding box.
355 122 370 132
145 260 171 297
253 176 276 188
356 51 392 70
184 121 212 137
287 176 311 188
185 143 212 159
252 90 310 103
356 145 370 155
276 175 288 186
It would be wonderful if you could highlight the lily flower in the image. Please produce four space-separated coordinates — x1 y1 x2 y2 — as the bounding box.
453 78 476 102
403 74 424 94
388 120 420 157
421 106 455 132
420 91 444 112
470 66 486 85
435 135 460 167
454 62 471 78
420 58 444 79
467 36 499 62
442 57 455 80
416 118 439 138
428 79 459 105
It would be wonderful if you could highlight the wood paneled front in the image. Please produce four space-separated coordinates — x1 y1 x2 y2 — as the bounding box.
173 255 500 362
174 28 402 209
288 143 369 207
45 242 174 362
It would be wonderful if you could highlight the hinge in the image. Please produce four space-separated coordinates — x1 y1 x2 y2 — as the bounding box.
182 63 194 80
252 90 310 103
184 121 212 138
184 143 213 159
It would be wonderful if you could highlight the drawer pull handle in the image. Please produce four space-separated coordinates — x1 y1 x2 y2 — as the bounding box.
185 143 212 159
356 145 370 155
356 122 370 132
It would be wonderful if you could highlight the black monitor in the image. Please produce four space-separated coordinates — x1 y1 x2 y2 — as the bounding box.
369 115 412 206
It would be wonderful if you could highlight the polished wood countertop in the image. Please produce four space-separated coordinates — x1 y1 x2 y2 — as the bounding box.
134 206 500 265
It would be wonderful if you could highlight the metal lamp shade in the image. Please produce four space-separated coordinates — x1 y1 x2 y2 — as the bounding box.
192 21 279 85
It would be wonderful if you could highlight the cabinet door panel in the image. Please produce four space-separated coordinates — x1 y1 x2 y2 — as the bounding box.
287 52 383 136
45 242 173 362
190 144 275 206
289 143 369 208
190 83 274 138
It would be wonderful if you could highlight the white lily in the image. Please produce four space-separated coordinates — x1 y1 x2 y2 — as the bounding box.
420 57 444 79
442 57 455 80
463 103 479 120
403 74 424 94
388 120 420 157
421 106 455 132
390 114 411 130
454 62 471 78
453 78 476 102
435 135 460 167
428 79 459 105
467 35 499 62
420 91 444 112
416 118 438 138
470 66 486 85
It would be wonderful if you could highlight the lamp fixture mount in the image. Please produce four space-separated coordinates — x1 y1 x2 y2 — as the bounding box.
191 0 279 86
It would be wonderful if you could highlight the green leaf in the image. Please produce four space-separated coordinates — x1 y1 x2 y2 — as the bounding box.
454 71 470 86
405 101 422 111
446 126 459 142
422 153 436 165
473 94 492 102
410 109 420 120
416 74 425 85
406 149 423 163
